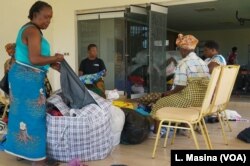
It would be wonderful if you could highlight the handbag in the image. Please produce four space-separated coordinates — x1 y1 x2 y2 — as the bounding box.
0 73 9 95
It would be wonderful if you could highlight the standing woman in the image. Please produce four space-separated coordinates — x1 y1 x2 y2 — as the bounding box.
227 46 238 65
4 1 64 166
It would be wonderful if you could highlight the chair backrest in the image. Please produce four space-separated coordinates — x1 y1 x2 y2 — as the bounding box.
209 65 240 114
200 66 222 117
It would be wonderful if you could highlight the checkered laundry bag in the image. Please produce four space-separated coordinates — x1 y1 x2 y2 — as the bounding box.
46 91 113 162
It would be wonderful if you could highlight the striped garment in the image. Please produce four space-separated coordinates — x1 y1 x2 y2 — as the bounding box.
174 52 209 86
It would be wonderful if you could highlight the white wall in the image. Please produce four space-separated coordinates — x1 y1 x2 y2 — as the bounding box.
184 29 250 66
0 0 36 75
0 0 54 87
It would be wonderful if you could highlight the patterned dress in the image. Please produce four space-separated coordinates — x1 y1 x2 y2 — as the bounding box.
151 52 210 118
4 23 50 161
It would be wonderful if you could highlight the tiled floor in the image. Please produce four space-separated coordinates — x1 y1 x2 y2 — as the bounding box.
1 98 250 166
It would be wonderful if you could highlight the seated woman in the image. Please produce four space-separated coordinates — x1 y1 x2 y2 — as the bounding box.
204 40 226 73
151 34 210 133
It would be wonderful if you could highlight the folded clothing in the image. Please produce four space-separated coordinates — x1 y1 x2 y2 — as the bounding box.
79 70 106 84
112 101 134 110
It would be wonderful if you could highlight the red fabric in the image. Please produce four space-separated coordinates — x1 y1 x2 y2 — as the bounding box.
129 76 144 85
48 109 63 116
2 116 8 124
227 52 237 65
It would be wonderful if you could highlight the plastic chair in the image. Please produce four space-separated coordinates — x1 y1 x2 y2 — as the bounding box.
204 65 240 146
152 66 222 158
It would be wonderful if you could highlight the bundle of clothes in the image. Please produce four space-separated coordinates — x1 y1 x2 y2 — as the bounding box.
45 60 119 162
46 89 114 162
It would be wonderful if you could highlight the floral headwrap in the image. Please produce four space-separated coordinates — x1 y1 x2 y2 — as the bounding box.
176 34 198 50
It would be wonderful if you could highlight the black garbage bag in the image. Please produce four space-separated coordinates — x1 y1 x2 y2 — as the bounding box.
120 108 150 144
237 127 250 143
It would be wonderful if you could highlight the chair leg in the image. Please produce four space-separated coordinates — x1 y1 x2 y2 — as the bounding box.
198 121 210 149
217 112 228 145
221 111 232 132
152 120 163 158
164 121 171 148
188 123 199 149
202 118 213 149
193 123 198 131
171 123 178 145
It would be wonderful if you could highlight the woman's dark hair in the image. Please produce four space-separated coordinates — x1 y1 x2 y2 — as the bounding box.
87 44 97 51
232 46 237 52
28 1 52 20
204 40 219 50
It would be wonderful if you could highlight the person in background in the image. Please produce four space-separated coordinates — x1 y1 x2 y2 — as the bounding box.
150 34 210 134
227 46 238 65
4 1 64 166
4 43 16 74
203 40 227 123
204 40 226 73
79 44 106 98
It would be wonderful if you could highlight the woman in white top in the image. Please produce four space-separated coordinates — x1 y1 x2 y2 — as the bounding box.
204 40 226 73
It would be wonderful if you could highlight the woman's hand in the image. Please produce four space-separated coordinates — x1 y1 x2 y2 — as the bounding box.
51 53 64 71
55 53 64 62
161 85 185 97
161 91 171 97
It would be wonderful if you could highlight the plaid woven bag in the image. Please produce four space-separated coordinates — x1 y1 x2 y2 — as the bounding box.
46 91 113 162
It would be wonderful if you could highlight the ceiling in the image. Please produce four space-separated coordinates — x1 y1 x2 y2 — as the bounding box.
165 0 250 31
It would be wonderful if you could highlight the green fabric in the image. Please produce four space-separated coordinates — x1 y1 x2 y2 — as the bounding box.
85 83 105 98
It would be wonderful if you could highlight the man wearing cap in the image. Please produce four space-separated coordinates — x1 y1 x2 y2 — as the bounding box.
151 34 210 133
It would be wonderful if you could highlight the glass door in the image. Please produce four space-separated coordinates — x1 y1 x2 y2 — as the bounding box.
148 4 168 93
77 4 168 95
77 15 100 65
125 6 149 98
77 12 126 90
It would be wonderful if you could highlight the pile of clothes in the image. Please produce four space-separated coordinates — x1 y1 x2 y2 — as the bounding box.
46 90 114 162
